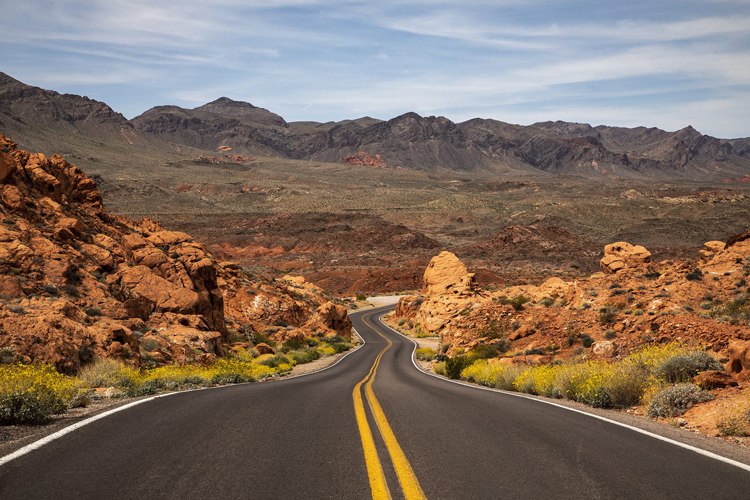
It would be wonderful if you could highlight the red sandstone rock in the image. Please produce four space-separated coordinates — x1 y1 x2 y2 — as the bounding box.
600 242 651 273
694 370 738 389
255 343 275 355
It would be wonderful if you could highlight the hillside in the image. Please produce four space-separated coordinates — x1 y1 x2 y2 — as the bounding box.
0 134 352 373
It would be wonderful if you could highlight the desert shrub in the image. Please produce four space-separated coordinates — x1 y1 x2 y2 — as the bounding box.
602 364 650 408
323 335 348 344
433 362 446 376
599 306 618 324
491 338 510 353
398 318 406 326
280 338 305 353
1 346 17 364
444 355 472 379
61 284 80 297
415 347 436 361
685 269 703 282
78 358 140 388
604 330 616 340
326 342 353 354
580 334 594 348
42 284 59 296
716 410 748 437
468 344 498 361
0 363 85 424
647 384 714 418
288 347 321 365
657 351 723 383
709 297 750 324
514 364 563 398
538 297 555 307
355 292 367 301
499 295 529 311
258 353 292 369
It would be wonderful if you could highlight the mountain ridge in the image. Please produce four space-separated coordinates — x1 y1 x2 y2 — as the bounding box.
2 72 750 181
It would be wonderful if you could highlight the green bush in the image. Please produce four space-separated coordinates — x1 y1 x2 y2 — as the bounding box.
288 348 322 365
415 347 436 361
657 351 723 383
323 335 348 344
685 269 703 281
258 354 292 369
468 344 498 361
538 297 555 307
327 342 353 354
280 338 305 353
444 355 472 379
647 384 714 418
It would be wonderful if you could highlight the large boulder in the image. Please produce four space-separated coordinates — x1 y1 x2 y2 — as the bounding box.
304 301 352 340
699 241 726 262
422 251 477 295
600 242 651 273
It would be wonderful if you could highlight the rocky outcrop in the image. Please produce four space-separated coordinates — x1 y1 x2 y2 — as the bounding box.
423 251 477 295
600 242 651 273
394 236 750 360
699 241 726 262
304 302 352 340
341 152 389 168
703 231 750 274
0 134 227 372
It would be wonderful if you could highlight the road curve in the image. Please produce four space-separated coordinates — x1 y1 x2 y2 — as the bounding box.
2 305 750 499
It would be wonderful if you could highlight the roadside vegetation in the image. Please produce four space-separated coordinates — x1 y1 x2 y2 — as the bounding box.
436 343 723 416
0 336 354 425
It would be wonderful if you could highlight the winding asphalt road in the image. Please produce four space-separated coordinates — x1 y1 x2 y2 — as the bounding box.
2 305 750 499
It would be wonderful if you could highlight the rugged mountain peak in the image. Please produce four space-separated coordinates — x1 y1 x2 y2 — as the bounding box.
195 96 287 127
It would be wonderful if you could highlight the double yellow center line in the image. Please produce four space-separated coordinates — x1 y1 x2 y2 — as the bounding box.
352 317 426 500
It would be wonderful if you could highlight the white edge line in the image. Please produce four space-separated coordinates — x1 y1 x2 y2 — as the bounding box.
375 313 750 474
0 392 176 467
0 323 368 467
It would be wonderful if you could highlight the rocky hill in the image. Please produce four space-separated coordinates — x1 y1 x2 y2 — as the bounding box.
3 73 749 181
394 239 750 364
0 134 351 373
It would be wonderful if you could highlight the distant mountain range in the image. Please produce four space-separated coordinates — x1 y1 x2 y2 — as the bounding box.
2 71 749 181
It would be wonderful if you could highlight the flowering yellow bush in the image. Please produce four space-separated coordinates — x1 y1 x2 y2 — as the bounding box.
0 363 86 424
457 342 713 409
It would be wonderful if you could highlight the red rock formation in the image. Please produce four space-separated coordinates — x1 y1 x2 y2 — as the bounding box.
0 134 355 372
341 152 389 168
600 242 651 273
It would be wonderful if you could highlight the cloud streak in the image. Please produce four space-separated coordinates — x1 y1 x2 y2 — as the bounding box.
2 0 749 137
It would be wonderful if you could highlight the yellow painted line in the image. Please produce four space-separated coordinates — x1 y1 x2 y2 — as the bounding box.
353 337 392 499
361 316 428 500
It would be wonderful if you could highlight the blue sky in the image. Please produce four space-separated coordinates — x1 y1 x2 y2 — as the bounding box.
2 0 749 138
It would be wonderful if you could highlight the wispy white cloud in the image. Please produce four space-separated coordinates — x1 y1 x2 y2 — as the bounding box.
3 0 749 138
